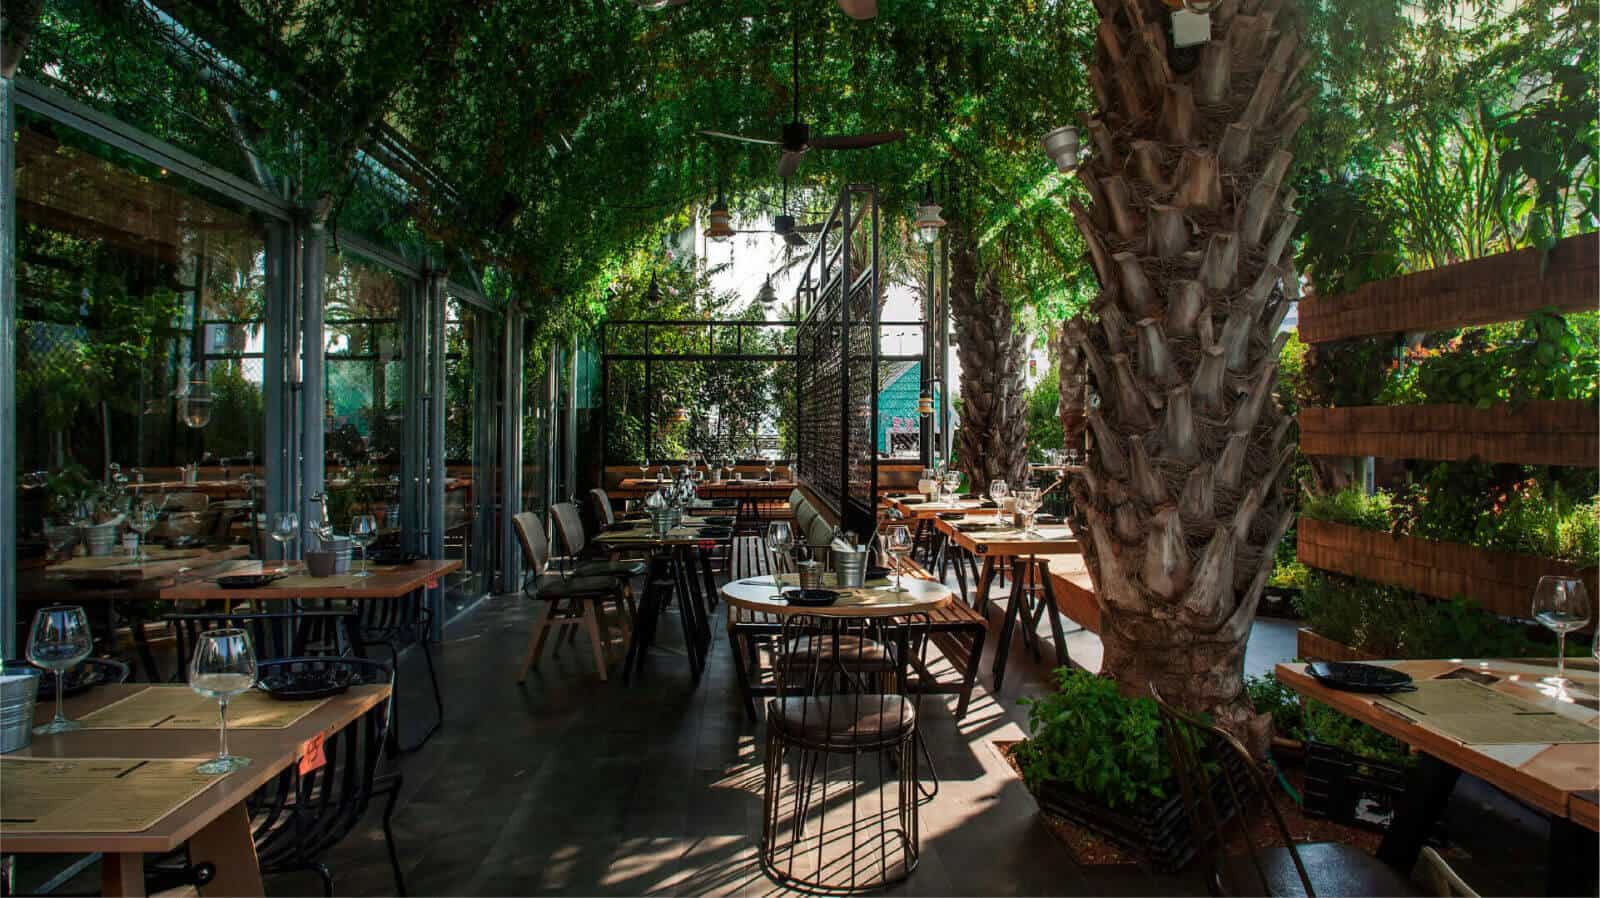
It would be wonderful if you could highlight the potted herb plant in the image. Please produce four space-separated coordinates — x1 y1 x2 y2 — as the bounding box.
1011 669 1241 872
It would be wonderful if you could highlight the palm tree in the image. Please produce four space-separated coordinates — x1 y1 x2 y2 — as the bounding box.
1062 0 1305 755
950 223 1030 494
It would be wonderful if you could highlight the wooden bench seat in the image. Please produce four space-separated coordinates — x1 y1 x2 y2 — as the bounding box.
1037 552 1100 634
725 537 987 720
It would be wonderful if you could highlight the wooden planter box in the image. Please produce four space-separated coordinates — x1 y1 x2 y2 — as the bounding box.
1297 399 1599 469
1297 518 1599 620
1296 627 1377 662
1297 233 1597 344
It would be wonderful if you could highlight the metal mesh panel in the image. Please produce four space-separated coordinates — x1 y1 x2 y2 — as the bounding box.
797 281 844 511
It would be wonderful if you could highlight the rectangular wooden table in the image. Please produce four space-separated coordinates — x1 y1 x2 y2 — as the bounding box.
882 495 987 521
0 683 390 896
159 559 462 601
595 520 731 682
1276 657 1600 895
934 515 1083 690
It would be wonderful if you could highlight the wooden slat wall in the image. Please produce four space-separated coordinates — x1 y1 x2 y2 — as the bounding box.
1297 519 1599 620
1298 234 1598 344
1297 400 1599 468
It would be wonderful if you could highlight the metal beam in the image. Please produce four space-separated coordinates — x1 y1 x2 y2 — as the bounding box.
1 73 18 657
499 307 524 592
262 218 298 543
426 269 446 639
297 223 326 558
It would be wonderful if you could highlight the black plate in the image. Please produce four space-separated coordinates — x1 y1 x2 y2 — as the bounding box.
704 516 736 526
979 499 999 508
1305 661 1415 694
368 549 421 566
865 566 892 581
696 527 733 539
955 521 1001 532
1036 513 1061 525
258 667 354 701
782 588 841 607
896 496 926 505
217 573 284 589
937 511 965 520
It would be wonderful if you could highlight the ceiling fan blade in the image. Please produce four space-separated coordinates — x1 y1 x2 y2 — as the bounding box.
777 149 807 179
810 130 906 150
699 129 781 146
835 0 877 18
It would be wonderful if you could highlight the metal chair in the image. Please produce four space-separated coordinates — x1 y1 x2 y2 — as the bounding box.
350 586 444 754
165 610 356 682
23 657 130 699
512 512 619 682
248 657 406 896
760 612 929 893
1151 687 1422 897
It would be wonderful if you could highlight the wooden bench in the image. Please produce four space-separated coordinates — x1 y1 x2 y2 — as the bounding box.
1037 552 1100 634
724 536 988 720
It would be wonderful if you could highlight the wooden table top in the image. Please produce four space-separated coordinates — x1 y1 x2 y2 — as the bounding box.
43 546 249 586
1275 658 1600 828
594 519 736 549
934 515 1081 556
615 478 796 496
883 496 986 520
160 559 462 601
0 683 390 854
722 574 953 618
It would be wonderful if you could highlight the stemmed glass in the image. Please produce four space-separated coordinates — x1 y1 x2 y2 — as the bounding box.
43 518 77 562
270 512 299 563
885 525 913 593
128 500 160 561
767 521 794 592
189 629 257 774
942 469 962 502
351 515 379 578
765 458 776 481
28 606 93 734
1532 576 1591 688
989 479 1010 524
1015 487 1042 535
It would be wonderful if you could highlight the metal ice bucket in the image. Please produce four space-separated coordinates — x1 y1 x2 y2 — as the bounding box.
833 545 869 588
0 667 43 754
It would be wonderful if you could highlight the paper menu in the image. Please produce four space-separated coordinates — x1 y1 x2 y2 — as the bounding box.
0 757 227 833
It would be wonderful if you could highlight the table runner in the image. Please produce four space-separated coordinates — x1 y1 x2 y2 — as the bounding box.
0 757 227 833
78 686 328 730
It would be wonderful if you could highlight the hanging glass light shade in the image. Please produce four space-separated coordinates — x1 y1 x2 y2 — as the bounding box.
1042 126 1080 173
913 185 945 245
755 275 778 305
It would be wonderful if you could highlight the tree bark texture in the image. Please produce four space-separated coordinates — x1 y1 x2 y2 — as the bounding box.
1063 0 1306 756
950 223 1030 495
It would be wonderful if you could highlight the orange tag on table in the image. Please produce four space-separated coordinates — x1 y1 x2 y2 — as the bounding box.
299 733 327 775
425 578 439 589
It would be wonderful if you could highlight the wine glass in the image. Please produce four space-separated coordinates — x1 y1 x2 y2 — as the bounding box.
43 518 77 562
989 478 1010 523
128 500 160 561
1015 487 1042 535
765 457 776 481
351 514 379 578
270 512 299 561
189 629 257 774
885 525 913 593
942 469 961 502
28 605 93 734
1532 576 1591 688
767 520 794 588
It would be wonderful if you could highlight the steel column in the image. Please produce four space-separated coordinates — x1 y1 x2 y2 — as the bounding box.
296 223 326 559
399 278 425 553
0 73 17 657
565 335 579 501
499 306 524 591
262 219 299 544
471 306 496 593
426 270 447 639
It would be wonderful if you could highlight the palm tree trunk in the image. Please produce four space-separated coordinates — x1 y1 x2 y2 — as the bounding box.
1063 0 1306 755
950 223 1030 495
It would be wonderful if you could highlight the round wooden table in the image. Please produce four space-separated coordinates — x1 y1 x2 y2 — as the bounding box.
721 574 952 618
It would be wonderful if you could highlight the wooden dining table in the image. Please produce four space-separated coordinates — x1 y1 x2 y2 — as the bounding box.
1275 657 1600 895
159 558 462 602
594 518 733 683
933 514 1083 690
0 683 390 897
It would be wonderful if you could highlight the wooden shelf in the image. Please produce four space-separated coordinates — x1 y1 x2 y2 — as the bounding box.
1298 399 1598 468
1297 233 1597 344
1297 518 1599 620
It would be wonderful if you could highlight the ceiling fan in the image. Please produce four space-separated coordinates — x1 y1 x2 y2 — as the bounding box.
699 5 902 178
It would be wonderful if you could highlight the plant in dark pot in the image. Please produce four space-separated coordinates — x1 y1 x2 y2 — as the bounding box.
1012 669 1242 872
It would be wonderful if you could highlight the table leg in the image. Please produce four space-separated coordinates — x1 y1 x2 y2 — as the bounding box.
990 558 1028 692
623 556 670 682
1547 814 1600 897
1035 558 1074 672
1375 753 1460 872
101 852 146 897
974 555 998 616
190 801 265 897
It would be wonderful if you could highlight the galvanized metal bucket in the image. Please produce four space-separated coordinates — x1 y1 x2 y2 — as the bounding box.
833 545 869 588
0 667 43 754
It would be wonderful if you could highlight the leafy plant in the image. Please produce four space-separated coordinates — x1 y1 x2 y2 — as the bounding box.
1026 372 1063 463
1301 486 1395 531
1296 572 1551 659
1245 673 1306 742
1304 701 1414 768
1013 669 1171 809
1378 311 1598 409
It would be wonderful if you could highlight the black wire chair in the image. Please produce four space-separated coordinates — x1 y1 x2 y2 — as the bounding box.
348 587 443 754
164 610 357 682
760 612 929 893
1151 687 1421 897
248 657 407 896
